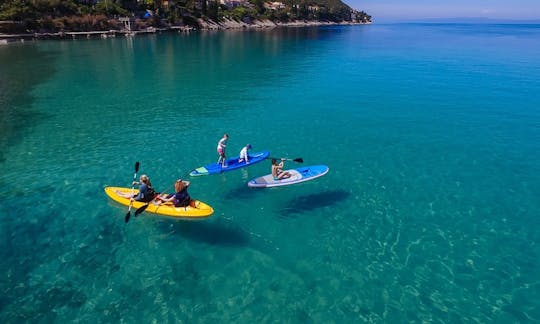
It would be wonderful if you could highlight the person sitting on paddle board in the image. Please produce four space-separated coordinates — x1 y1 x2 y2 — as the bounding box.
271 159 291 180
217 133 229 167
116 174 156 202
155 179 193 207
238 144 252 163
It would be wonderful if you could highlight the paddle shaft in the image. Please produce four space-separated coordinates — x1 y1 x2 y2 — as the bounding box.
267 157 303 163
125 162 140 223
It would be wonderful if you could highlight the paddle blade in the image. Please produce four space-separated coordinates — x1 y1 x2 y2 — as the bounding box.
135 204 148 217
293 158 303 163
125 212 131 223
135 161 140 173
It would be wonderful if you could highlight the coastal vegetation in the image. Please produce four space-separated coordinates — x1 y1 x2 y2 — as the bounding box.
0 0 371 34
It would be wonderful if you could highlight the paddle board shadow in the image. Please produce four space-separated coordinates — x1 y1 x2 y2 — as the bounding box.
156 221 250 247
280 189 350 216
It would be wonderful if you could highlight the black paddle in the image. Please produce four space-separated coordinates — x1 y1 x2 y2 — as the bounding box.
125 161 140 223
267 157 303 163
134 202 149 216
134 169 195 217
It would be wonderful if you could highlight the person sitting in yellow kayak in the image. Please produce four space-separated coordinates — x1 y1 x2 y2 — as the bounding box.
155 179 193 207
116 174 156 202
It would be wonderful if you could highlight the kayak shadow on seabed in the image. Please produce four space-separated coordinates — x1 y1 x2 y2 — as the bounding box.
279 189 351 216
155 220 250 247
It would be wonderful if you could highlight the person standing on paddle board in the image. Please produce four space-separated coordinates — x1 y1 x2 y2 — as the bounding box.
271 159 291 180
155 179 193 207
238 144 252 163
217 133 229 167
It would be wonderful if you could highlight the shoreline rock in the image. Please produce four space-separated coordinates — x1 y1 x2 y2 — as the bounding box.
0 19 371 44
197 18 370 30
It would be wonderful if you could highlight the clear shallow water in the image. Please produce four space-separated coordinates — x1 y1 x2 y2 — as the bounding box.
1 24 539 322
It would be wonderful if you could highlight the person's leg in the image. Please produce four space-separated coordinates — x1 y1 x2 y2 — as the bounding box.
221 153 227 166
115 190 134 198
279 171 291 179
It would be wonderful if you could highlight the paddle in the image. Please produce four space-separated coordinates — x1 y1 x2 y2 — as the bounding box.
125 161 140 223
134 201 149 216
267 157 303 163
134 169 195 217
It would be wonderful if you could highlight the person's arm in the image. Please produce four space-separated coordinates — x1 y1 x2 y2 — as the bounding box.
132 183 147 201
156 192 176 203
160 195 175 203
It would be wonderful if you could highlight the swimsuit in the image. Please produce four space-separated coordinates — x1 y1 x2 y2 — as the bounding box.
217 139 227 155
273 168 283 180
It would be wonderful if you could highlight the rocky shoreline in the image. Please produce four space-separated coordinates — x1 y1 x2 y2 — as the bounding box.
0 18 370 44
197 17 369 29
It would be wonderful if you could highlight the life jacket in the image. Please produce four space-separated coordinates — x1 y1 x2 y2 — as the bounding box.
173 188 191 207
136 184 156 202
145 186 157 201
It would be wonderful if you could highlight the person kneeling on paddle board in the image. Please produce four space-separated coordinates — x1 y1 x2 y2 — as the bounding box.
238 144 252 163
155 179 193 207
271 159 291 180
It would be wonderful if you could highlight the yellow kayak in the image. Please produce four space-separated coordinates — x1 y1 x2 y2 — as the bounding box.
104 186 214 219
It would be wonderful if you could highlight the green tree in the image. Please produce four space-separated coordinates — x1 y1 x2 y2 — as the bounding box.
249 0 265 15
206 0 219 21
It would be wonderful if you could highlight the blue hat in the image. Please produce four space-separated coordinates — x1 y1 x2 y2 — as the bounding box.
247 144 252 149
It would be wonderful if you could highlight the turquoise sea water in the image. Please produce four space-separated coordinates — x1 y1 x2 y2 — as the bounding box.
1 23 540 322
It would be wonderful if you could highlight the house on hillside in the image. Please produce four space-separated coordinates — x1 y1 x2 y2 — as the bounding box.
220 0 250 9
264 2 285 10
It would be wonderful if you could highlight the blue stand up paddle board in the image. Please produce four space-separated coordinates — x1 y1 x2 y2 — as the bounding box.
190 151 270 176
247 165 329 188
